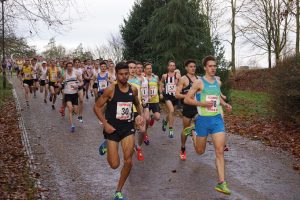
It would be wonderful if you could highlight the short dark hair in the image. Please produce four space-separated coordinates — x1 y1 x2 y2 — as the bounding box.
126 60 136 65
184 59 196 67
135 61 143 65
32 58 37 61
168 60 176 65
73 58 80 63
100 61 107 66
66 62 73 68
202 56 216 67
144 62 152 68
115 62 129 73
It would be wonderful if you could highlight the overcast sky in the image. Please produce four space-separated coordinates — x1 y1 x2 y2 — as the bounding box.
21 0 294 68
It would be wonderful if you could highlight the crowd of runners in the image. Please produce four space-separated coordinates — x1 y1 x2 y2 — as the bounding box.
14 55 232 200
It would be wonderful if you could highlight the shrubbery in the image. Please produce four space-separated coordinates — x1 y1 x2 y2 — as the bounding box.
271 56 300 125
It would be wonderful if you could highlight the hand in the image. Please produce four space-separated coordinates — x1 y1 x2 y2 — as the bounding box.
225 103 232 112
135 115 144 127
203 101 213 108
104 122 116 134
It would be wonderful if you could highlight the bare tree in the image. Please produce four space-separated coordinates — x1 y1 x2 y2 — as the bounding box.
241 0 292 68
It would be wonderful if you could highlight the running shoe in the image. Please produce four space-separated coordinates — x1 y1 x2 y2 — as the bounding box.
52 105 55 110
214 181 231 195
180 150 186 161
168 129 174 138
59 107 65 117
149 115 155 127
136 146 144 161
49 95 52 102
44 99 47 103
99 140 107 156
70 125 75 133
143 133 150 145
114 192 126 200
162 119 167 132
78 116 83 123
183 125 195 137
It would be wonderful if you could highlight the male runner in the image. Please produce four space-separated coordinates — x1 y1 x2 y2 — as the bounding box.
94 62 143 200
91 61 109 102
38 61 49 103
47 60 61 110
144 63 161 127
184 56 232 195
61 62 83 132
175 59 198 160
73 59 84 123
31 58 39 98
160 60 181 138
21 58 33 107
83 59 94 99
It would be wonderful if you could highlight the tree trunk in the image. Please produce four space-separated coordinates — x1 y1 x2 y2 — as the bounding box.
296 0 300 58
231 0 236 75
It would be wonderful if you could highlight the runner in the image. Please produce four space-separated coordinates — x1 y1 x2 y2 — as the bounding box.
144 63 161 127
83 59 94 100
184 55 232 195
108 61 116 84
91 61 109 102
73 59 84 123
175 59 198 161
136 62 151 145
38 61 49 103
31 58 40 98
160 60 181 138
94 62 144 200
47 60 61 110
61 62 83 132
127 60 146 161
21 58 33 107
59 61 67 116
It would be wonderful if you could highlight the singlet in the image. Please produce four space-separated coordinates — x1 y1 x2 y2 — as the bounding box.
128 77 141 112
164 73 178 96
74 68 83 78
197 77 221 116
64 71 78 94
40 67 48 80
181 75 196 94
148 75 159 104
32 64 39 79
97 72 109 93
140 76 149 104
84 65 93 80
49 67 59 83
22 66 32 80
105 84 134 125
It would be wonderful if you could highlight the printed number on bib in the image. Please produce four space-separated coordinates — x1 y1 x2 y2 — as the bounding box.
206 95 219 112
166 83 176 94
116 102 132 120
24 73 31 79
149 86 157 96
98 80 107 90
141 86 148 96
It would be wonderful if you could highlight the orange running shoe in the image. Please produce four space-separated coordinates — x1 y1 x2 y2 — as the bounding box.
180 150 186 161
136 147 144 161
143 133 150 145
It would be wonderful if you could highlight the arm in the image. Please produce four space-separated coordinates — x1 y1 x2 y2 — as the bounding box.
184 79 213 108
175 77 186 99
132 86 143 116
159 74 165 98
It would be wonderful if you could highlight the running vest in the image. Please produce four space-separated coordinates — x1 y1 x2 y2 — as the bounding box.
22 66 32 80
128 77 141 112
40 67 48 80
148 75 159 103
97 72 109 93
140 76 149 104
164 73 177 96
182 75 196 94
105 84 134 124
197 77 221 116
49 67 59 82
32 64 38 79
64 71 78 94
74 68 83 77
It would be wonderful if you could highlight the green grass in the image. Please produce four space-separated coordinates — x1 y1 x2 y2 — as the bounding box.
230 90 274 117
0 75 13 108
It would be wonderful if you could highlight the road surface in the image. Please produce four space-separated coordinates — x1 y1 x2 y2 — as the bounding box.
11 77 300 200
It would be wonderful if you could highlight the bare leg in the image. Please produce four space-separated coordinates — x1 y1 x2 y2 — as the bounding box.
165 100 175 128
211 132 226 182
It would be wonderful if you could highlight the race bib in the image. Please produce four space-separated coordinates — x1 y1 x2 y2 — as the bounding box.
116 102 132 120
98 80 107 90
51 73 57 81
166 83 176 94
206 95 219 112
67 82 77 91
24 73 31 79
149 86 157 96
141 86 148 97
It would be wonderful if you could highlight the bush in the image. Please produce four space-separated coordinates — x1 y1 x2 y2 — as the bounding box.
271 56 300 125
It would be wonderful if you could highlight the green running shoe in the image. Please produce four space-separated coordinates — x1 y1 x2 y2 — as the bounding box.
162 119 167 132
214 181 231 195
114 191 126 200
183 125 195 136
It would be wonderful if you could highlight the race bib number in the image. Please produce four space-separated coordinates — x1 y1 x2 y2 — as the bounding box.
141 86 148 97
206 95 219 112
166 83 176 94
24 73 31 79
116 102 132 120
98 80 107 90
68 82 77 91
149 86 157 96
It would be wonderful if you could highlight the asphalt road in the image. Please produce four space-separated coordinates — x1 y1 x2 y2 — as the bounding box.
11 77 300 200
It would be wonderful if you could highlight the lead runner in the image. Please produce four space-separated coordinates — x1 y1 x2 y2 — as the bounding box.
94 62 144 200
